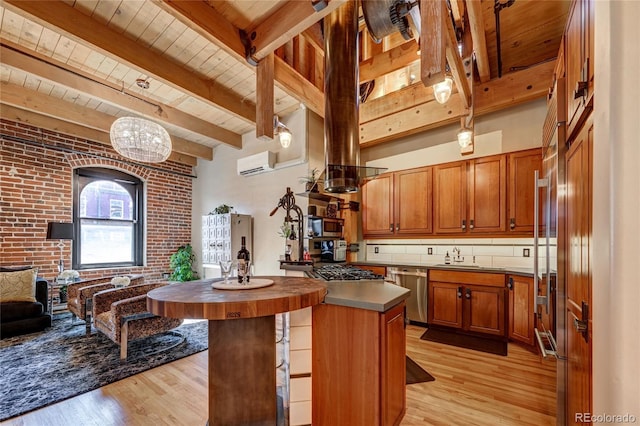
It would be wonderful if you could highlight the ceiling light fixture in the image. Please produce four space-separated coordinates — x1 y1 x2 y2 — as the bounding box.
274 115 292 148
110 117 172 163
433 75 453 104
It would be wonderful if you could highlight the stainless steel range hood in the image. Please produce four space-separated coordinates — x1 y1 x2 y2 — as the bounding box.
323 1 360 193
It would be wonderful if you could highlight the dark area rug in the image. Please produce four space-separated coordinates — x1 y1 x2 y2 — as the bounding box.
420 328 507 356
406 356 435 385
0 313 208 421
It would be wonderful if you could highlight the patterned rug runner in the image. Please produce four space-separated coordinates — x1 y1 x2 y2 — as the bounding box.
0 313 208 421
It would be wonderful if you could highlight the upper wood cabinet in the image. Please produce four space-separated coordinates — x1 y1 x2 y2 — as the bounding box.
362 166 432 238
433 161 467 234
433 155 506 234
566 0 594 138
508 149 542 233
468 155 507 233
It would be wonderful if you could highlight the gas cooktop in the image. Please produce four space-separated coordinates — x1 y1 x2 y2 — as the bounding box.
310 264 385 281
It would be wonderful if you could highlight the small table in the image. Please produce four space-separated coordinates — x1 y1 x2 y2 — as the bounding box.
147 276 327 425
48 280 69 314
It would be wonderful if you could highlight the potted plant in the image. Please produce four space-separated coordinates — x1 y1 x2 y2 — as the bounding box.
59 285 68 303
169 244 198 282
299 168 320 192
210 204 234 215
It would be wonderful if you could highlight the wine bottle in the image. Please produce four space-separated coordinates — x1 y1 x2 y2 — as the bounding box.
237 236 250 283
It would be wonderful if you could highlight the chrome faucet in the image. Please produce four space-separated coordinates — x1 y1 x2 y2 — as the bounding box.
453 247 464 263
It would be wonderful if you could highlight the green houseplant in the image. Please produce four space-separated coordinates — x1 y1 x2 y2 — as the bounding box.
299 168 320 192
211 204 234 215
169 244 198 282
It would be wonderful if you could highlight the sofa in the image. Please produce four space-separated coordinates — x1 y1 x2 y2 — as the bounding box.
0 267 52 339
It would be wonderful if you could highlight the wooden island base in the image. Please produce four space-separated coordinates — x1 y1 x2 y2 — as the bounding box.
209 316 276 425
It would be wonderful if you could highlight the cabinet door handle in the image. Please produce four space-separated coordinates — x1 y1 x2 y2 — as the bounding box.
389 223 394 232
461 219 466 230
510 218 516 229
465 288 472 299
457 287 462 298
469 219 474 230
396 223 400 232
574 80 588 99
508 277 513 290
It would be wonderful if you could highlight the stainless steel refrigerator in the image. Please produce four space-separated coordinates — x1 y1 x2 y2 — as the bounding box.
535 76 567 424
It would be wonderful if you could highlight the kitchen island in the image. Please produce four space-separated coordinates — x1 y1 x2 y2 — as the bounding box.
312 279 410 426
147 276 327 426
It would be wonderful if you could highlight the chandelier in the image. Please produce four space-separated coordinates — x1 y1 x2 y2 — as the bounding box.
110 117 172 163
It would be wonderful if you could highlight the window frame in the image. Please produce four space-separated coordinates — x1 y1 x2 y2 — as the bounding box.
72 167 144 270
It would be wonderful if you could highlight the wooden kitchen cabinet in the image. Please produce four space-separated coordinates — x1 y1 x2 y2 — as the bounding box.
508 275 536 346
433 155 506 234
508 149 542 233
433 161 466 234
468 155 507 233
428 270 506 338
566 0 594 139
312 301 406 425
362 166 432 238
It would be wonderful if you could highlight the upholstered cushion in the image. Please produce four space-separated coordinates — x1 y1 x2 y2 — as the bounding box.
111 276 131 287
0 301 45 322
0 268 37 302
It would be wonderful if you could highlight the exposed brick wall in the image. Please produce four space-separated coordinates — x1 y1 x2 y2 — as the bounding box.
0 119 193 283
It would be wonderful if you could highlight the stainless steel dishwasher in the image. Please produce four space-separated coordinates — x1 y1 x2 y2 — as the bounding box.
387 266 427 325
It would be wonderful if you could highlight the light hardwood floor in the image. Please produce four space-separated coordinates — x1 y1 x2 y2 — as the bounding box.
2 325 556 426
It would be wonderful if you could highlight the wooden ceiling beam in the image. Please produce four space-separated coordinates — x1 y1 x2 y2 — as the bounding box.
361 40 419 84
419 0 446 86
302 23 325 56
360 61 554 146
247 0 346 61
2 0 256 124
0 82 213 161
256 53 275 140
0 42 242 149
443 4 472 108
449 0 466 29
465 0 491 83
0 104 199 166
274 56 324 118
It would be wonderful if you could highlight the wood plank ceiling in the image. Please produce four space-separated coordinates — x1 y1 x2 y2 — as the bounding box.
0 0 570 165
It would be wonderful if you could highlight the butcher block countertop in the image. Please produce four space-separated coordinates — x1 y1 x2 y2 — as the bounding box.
147 276 327 320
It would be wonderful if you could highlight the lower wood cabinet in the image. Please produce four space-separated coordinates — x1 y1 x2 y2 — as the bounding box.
312 301 406 426
428 270 506 337
507 274 536 346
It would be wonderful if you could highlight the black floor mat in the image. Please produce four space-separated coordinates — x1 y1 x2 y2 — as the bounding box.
406 356 435 385
420 328 508 356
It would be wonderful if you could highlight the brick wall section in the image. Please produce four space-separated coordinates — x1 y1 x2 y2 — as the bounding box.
0 119 193 283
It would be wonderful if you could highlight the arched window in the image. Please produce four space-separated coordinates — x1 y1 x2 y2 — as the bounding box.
73 168 143 269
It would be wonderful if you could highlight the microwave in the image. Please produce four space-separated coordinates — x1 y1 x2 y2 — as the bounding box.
308 217 344 238
319 239 347 262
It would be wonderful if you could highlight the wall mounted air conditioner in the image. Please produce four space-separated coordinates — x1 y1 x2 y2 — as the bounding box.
237 150 276 176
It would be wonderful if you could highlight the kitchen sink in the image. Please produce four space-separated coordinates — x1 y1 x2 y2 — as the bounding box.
433 264 504 270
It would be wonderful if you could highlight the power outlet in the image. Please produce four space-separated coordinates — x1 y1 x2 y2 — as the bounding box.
523 248 530 257
374 246 379 254
427 248 433 255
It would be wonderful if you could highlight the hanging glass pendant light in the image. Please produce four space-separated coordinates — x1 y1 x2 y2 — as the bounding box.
433 76 454 104
110 117 172 163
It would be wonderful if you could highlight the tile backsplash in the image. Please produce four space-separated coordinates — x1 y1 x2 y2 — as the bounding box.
363 238 557 270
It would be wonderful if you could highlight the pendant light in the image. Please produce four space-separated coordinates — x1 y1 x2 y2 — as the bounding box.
110 117 172 163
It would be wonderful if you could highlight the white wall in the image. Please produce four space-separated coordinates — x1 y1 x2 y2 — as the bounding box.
362 98 546 165
592 1 640 417
192 108 324 277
